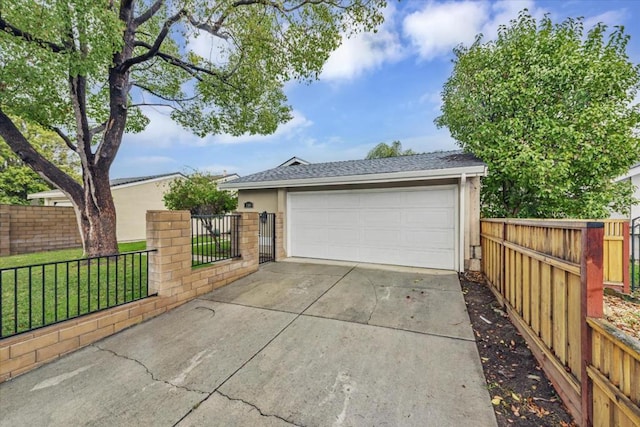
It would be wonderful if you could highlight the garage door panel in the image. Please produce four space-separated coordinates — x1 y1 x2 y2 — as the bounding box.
325 193 361 208
327 210 359 225
328 228 360 245
294 227 328 243
359 209 402 228
289 193 329 208
402 188 454 207
402 230 454 249
359 192 403 208
291 210 327 226
361 228 402 246
289 187 457 270
402 209 455 229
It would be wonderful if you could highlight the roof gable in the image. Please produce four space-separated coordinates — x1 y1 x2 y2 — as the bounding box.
278 156 310 167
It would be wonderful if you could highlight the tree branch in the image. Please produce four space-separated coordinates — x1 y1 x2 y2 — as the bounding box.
132 82 197 103
0 16 66 53
51 127 78 152
89 122 107 139
133 0 164 28
118 9 186 72
0 109 83 203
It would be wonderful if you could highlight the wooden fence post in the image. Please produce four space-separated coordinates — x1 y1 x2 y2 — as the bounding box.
622 221 630 294
580 222 604 427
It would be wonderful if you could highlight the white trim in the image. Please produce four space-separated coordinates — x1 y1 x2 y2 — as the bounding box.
459 173 466 272
616 164 640 182
220 165 487 190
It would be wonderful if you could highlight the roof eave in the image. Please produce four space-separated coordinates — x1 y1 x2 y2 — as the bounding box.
616 164 640 181
219 165 487 190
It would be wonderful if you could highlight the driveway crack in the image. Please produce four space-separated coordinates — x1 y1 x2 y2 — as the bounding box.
361 271 378 324
215 390 305 427
92 344 208 395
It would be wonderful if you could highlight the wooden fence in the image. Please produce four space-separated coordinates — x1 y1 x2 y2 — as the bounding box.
481 219 639 427
601 220 630 293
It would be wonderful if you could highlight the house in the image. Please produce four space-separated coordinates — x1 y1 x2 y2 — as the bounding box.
28 172 240 242
612 162 640 221
219 150 487 271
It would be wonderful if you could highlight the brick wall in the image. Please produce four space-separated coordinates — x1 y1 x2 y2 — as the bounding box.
0 205 82 256
0 210 260 382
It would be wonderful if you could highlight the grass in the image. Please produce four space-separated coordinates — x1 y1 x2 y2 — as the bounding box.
632 261 640 297
0 241 149 338
0 241 146 270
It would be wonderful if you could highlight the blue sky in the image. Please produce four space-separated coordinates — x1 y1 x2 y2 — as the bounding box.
112 0 640 179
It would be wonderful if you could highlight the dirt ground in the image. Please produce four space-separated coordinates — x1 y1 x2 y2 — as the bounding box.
460 272 576 427
603 291 640 341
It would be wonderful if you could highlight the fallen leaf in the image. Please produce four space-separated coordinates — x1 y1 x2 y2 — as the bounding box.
511 392 521 402
491 396 503 405
511 405 520 417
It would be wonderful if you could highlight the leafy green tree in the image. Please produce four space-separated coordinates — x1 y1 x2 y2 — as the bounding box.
0 1 384 256
366 141 416 159
163 171 237 215
1 121 81 205
436 11 640 218
164 171 237 250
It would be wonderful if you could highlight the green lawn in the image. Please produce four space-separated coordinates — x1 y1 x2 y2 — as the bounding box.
0 241 149 338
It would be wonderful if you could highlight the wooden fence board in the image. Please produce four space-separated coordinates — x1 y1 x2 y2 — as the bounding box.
552 267 567 364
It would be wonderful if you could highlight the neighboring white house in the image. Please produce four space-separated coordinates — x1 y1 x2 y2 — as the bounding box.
28 172 239 242
611 162 640 221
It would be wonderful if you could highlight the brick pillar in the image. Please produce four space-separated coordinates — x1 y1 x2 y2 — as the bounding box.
0 206 9 256
146 210 192 297
238 212 259 269
275 212 285 261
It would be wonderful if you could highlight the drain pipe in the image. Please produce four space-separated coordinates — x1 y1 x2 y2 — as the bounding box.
459 173 466 272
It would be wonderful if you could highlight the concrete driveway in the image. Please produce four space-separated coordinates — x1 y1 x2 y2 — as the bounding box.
0 260 497 427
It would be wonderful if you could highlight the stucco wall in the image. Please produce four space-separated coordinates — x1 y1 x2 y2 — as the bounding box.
236 189 279 213
112 178 174 242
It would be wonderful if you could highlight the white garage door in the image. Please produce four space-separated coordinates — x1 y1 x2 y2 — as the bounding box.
288 186 457 270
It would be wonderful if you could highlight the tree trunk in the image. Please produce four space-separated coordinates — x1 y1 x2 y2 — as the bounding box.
76 167 119 257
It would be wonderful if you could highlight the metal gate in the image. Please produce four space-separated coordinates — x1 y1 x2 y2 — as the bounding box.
259 212 275 264
632 216 640 292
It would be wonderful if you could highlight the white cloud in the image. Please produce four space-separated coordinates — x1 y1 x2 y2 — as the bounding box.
402 0 542 61
187 32 232 66
125 107 312 148
125 107 199 148
583 9 627 31
205 110 313 145
321 5 405 81
126 155 177 165
402 1 489 60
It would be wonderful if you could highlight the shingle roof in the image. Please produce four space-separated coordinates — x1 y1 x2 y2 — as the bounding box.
109 172 184 187
228 150 484 185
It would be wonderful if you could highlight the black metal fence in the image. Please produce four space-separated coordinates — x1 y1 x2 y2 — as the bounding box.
191 214 241 266
0 250 156 338
259 212 276 264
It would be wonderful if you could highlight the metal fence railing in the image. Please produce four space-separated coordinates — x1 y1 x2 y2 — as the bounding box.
0 250 156 338
191 214 241 267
